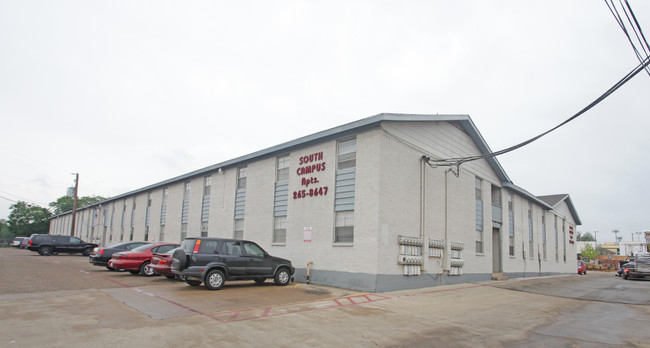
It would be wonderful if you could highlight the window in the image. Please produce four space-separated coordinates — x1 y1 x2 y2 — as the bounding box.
335 138 356 243
273 216 287 244
235 167 246 237
508 193 515 256
204 175 211 195
181 224 187 241
475 177 484 254
197 239 219 254
159 225 165 242
562 219 566 262
224 241 243 255
201 176 211 235
277 155 290 181
335 211 354 243
181 181 190 239
337 138 356 169
243 242 265 257
528 202 534 260
234 219 244 239
160 187 168 226
274 155 289 244
201 222 208 237
145 194 152 241
542 215 547 260
554 216 559 262
237 167 247 190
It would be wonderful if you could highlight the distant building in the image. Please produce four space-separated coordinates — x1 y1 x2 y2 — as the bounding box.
48 114 581 292
601 242 620 256
619 241 647 257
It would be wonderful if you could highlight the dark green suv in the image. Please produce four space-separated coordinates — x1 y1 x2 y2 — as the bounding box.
171 237 295 290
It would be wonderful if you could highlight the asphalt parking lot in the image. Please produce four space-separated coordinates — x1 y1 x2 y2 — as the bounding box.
2 247 649 347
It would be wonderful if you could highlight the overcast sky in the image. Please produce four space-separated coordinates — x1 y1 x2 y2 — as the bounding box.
1 1 648 243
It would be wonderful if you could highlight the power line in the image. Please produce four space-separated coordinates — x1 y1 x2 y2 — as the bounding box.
0 190 48 207
604 0 650 77
427 56 650 168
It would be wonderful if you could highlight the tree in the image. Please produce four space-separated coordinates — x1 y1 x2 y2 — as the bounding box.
0 219 11 242
7 201 52 237
581 243 599 261
49 195 106 215
578 232 596 241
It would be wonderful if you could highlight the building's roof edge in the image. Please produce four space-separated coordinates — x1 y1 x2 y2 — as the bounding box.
537 194 583 225
502 182 554 210
49 113 520 218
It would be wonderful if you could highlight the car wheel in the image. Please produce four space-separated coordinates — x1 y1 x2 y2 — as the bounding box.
128 270 140 275
274 268 291 286
38 246 52 256
171 249 187 271
205 269 225 290
186 279 201 286
254 277 266 285
141 262 154 276
584 271 586 275
82 248 93 256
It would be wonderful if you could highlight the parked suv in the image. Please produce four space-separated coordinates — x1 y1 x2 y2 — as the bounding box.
27 234 98 256
171 237 295 290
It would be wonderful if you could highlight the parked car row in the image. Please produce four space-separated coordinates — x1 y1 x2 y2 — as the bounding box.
14 234 295 291
11 237 28 248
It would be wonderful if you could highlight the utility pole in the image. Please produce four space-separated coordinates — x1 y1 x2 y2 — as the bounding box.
613 229 620 243
70 173 79 236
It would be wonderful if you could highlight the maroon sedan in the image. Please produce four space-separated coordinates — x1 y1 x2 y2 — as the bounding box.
109 243 179 276
150 248 180 279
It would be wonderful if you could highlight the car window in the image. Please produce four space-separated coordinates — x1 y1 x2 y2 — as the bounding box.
180 239 196 253
70 237 81 244
243 242 265 257
132 243 154 251
126 243 145 250
198 240 219 254
224 241 243 255
157 244 179 253
56 236 70 243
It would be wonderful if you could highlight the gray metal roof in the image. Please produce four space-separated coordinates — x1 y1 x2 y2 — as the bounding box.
52 113 580 224
538 194 582 225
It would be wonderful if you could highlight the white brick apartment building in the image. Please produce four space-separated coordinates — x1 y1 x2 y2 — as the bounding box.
49 113 581 292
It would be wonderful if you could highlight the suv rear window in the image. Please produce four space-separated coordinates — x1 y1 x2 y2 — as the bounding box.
198 240 219 254
180 239 197 253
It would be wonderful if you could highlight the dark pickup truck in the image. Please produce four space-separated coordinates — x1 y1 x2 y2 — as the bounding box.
624 252 650 280
27 234 98 256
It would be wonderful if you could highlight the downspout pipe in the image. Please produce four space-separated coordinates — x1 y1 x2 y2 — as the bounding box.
420 156 426 272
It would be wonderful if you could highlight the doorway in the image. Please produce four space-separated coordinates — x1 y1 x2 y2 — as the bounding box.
492 227 502 273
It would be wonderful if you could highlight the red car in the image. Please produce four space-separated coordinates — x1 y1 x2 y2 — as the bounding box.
109 243 179 276
577 260 587 275
150 248 180 279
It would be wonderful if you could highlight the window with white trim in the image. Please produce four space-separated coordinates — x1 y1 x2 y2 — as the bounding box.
475 177 484 254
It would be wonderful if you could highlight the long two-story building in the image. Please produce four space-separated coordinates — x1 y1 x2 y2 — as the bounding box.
49 113 581 292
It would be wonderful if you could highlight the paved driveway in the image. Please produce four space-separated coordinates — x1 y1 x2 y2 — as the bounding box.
1 247 649 347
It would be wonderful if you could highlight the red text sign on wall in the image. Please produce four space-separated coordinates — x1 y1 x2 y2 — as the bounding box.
569 226 575 244
293 151 328 199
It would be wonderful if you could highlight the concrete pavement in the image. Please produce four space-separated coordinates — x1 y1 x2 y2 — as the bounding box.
1 247 648 347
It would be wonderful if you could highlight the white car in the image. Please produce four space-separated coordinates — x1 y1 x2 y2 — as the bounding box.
11 237 27 248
